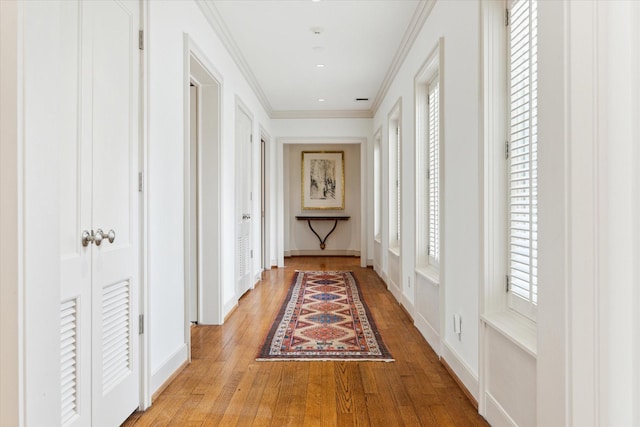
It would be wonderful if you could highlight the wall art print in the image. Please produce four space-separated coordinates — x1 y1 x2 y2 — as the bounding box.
301 151 345 210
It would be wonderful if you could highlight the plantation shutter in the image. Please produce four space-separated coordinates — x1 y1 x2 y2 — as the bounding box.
427 77 440 265
508 0 537 319
396 126 401 242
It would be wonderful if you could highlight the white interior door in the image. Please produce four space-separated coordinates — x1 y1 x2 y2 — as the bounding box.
235 106 253 297
60 1 140 426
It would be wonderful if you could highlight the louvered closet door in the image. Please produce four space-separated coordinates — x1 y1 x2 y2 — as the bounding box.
235 106 253 297
60 1 140 426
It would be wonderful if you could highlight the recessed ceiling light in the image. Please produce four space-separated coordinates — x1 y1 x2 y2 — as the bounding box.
318 98 325 102
312 0 321 2
316 64 325 68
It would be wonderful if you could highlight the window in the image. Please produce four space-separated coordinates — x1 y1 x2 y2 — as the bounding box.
388 101 402 249
427 77 440 265
374 129 382 239
507 0 537 320
415 40 442 272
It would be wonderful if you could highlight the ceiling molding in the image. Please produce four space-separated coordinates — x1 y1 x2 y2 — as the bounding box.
371 0 436 116
197 0 274 116
271 110 374 120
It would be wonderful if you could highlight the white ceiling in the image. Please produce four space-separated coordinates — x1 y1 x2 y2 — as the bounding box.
204 0 429 118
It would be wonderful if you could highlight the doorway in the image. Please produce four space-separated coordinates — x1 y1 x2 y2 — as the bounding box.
184 40 223 335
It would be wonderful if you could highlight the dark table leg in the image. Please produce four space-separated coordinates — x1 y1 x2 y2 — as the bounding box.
306 219 339 250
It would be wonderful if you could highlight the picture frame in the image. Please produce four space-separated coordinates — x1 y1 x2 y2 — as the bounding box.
301 151 345 210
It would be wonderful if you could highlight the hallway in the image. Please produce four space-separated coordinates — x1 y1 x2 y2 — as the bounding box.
123 257 488 426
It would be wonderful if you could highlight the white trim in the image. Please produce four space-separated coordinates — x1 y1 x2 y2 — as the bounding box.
140 0 150 409
0 1 24 424
414 311 441 356
223 300 238 320
481 312 536 358
150 344 188 396
442 342 479 402
271 109 373 119
371 0 437 114
387 98 402 248
415 266 439 285
485 392 518 427
195 0 273 115
401 295 415 320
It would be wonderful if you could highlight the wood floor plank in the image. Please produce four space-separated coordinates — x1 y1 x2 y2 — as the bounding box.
124 257 489 427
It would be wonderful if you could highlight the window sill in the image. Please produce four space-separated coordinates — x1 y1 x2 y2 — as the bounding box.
415 266 439 285
374 236 382 244
388 246 400 257
481 310 537 358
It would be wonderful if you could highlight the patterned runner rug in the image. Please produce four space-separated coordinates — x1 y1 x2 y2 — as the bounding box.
257 271 393 361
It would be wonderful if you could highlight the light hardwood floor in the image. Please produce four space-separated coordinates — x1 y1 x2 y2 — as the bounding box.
123 257 489 426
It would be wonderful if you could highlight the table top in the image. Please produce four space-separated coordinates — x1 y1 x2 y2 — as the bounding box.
295 215 350 220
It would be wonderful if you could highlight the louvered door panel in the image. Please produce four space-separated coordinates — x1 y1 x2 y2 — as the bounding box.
61 299 79 426
101 281 131 393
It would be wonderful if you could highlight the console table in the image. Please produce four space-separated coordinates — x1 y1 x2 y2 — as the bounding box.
295 216 350 250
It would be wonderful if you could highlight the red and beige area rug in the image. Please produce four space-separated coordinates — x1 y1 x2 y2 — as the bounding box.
257 271 393 361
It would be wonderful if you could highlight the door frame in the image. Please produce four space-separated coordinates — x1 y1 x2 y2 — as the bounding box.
276 137 368 268
259 128 272 271
182 35 224 339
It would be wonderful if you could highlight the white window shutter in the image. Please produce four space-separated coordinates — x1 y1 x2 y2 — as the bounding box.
508 0 538 319
428 78 440 265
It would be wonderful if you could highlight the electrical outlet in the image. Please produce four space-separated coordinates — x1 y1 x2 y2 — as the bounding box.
453 314 462 339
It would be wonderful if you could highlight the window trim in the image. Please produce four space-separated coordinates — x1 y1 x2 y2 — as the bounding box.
388 98 402 251
373 127 383 241
414 39 444 274
480 0 537 359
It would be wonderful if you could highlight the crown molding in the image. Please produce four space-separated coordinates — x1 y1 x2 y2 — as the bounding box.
198 0 434 120
196 0 274 116
271 109 374 119
371 0 436 116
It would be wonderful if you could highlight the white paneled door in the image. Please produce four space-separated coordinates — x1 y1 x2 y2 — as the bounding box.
235 105 253 297
60 1 140 426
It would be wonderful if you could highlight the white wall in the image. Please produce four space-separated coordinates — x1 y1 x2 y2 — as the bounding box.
147 0 272 394
372 0 481 397
284 143 361 256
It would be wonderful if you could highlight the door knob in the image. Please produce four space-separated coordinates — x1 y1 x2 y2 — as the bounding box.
82 230 94 247
94 229 116 246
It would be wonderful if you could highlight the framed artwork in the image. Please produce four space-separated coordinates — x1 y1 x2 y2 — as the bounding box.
301 151 345 210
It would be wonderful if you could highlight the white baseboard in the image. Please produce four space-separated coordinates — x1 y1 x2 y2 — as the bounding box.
485 392 518 427
367 258 374 266
223 299 238 321
401 294 415 320
442 342 479 402
374 265 387 285
415 312 441 356
287 249 360 257
150 344 188 396
387 278 402 302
